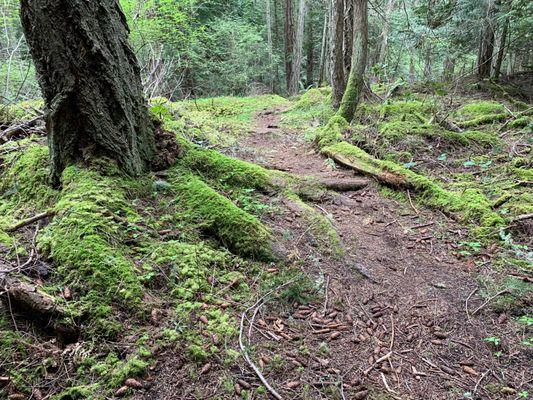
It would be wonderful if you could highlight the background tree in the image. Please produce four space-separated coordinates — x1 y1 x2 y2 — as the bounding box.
337 0 368 121
20 0 155 184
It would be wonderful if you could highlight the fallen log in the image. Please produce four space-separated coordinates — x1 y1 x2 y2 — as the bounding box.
321 144 409 188
0 114 44 143
316 177 370 191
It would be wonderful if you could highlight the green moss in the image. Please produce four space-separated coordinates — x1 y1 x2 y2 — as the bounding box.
1 99 44 123
150 241 231 300
169 171 272 259
38 166 145 336
456 101 506 119
315 114 349 148
509 116 532 128
50 385 98 400
156 94 288 147
0 143 58 208
282 87 335 129
175 137 278 190
285 194 344 259
458 113 507 128
462 130 502 146
108 356 148 389
380 99 434 123
321 140 505 238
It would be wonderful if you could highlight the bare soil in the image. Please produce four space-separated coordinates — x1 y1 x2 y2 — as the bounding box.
135 109 531 400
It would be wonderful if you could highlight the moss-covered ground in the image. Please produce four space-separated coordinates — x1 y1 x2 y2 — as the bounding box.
0 86 531 399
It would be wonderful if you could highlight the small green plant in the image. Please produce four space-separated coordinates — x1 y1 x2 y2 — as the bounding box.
483 336 501 346
517 316 533 326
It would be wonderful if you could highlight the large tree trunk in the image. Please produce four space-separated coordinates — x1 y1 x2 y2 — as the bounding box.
284 0 295 93
20 0 155 185
288 0 306 95
477 0 496 79
331 0 346 108
337 0 367 121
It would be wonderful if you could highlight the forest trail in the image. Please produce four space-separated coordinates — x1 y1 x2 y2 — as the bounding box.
220 109 530 399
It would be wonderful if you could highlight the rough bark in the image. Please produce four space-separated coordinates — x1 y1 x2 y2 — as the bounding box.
20 0 155 185
477 0 496 79
337 0 367 121
284 0 295 92
331 0 346 108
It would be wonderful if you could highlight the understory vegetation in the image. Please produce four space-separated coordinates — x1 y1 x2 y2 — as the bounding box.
1 82 531 398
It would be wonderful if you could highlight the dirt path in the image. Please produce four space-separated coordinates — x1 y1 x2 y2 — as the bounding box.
134 109 530 400
226 109 530 399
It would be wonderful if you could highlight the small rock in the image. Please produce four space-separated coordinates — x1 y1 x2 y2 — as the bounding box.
115 386 129 396
462 365 478 376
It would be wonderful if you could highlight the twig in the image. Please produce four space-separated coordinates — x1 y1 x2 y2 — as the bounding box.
473 369 490 396
406 190 419 214
238 280 296 400
389 314 395 351
465 287 478 321
512 213 533 223
364 351 393 375
381 372 397 394
472 289 510 315
323 275 330 315
5 210 55 232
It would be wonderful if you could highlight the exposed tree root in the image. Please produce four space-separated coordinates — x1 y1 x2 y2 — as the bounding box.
0 274 63 317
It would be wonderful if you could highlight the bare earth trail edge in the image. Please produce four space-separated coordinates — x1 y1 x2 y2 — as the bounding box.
137 108 531 400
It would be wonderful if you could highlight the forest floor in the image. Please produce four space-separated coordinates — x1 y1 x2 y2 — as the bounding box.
0 84 531 400
135 103 531 399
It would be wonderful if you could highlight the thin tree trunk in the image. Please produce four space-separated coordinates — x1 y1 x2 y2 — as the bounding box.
378 0 395 65
20 0 155 185
477 0 496 79
442 56 455 82
273 0 281 93
423 44 432 80
288 0 306 95
284 0 295 92
492 16 509 80
343 0 354 76
409 53 415 84
331 0 346 108
337 0 367 121
266 0 274 91
318 0 330 85
305 7 315 87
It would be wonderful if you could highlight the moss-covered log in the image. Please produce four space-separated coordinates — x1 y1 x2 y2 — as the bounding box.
20 0 155 184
